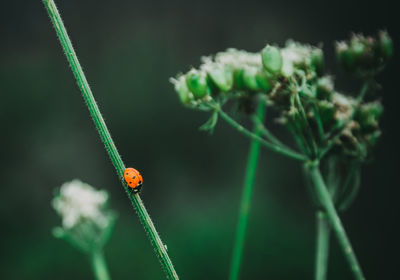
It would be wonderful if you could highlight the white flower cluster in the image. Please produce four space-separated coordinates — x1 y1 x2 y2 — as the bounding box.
201 48 262 72
280 41 319 76
52 179 109 229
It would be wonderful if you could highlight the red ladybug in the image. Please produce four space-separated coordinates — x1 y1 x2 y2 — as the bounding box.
124 168 143 193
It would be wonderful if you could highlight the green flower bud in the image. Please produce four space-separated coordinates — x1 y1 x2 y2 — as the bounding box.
206 65 233 92
261 45 282 75
379 31 393 59
336 42 355 71
350 38 366 59
171 76 193 105
356 102 383 132
310 48 324 74
242 67 259 91
336 31 393 76
281 58 294 77
233 69 246 89
316 76 334 100
186 69 210 99
317 100 336 126
255 72 272 91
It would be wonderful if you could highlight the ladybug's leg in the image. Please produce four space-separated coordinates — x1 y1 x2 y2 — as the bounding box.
133 183 143 194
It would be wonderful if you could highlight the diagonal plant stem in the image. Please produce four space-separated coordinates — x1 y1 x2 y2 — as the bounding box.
42 1 179 279
229 100 265 280
307 162 365 280
91 250 111 280
217 109 306 161
315 211 331 280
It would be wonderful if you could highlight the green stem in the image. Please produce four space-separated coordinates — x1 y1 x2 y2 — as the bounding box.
42 1 178 279
91 250 111 280
218 109 306 161
229 101 265 280
315 211 331 280
307 163 365 280
250 114 294 151
294 93 318 158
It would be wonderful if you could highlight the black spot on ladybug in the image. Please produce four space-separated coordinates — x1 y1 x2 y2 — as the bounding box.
132 176 136 179
126 172 129 175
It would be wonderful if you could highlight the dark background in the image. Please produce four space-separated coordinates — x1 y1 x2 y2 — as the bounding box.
0 0 398 279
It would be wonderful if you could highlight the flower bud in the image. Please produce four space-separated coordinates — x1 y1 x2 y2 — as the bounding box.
379 31 393 60
336 31 393 76
310 48 324 74
336 42 355 72
241 67 272 92
255 72 272 91
316 76 334 100
186 69 210 99
261 45 282 75
281 58 294 77
242 67 259 91
317 100 335 126
356 101 383 132
206 65 234 92
233 69 246 89
171 76 193 105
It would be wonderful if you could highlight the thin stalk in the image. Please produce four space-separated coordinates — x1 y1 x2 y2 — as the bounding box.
91 250 111 280
287 117 312 157
311 104 325 142
218 109 306 161
315 211 331 280
307 163 365 280
42 1 178 279
294 93 318 158
229 101 265 280
250 114 294 151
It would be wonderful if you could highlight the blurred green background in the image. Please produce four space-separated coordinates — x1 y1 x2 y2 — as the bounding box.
1 0 399 279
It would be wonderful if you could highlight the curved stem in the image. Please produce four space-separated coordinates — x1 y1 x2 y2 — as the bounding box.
218 109 306 161
307 163 365 280
315 211 331 280
91 250 111 280
229 101 265 280
42 1 178 279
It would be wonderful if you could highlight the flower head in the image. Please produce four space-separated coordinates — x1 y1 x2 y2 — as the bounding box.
52 179 109 229
52 180 117 253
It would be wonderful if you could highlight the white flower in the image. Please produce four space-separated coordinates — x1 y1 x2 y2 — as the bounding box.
201 48 262 71
280 41 318 76
52 179 109 229
332 92 356 121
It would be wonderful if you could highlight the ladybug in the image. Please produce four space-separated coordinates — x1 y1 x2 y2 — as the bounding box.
124 167 143 193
